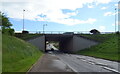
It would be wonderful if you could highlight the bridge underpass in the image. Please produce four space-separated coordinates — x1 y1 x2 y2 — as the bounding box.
27 34 99 53
45 34 73 52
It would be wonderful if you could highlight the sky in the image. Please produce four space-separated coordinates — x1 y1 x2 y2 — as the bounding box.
0 0 120 33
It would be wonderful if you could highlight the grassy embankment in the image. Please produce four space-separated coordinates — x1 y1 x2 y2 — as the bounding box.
0 33 2 73
3 34 43 72
77 34 119 61
15 33 41 40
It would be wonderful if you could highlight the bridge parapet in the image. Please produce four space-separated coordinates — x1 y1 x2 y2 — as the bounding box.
27 31 91 34
15 31 115 34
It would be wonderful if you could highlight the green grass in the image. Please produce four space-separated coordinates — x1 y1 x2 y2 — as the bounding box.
80 34 115 42
0 32 2 73
77 34 120 61
15 33 42 40
2 34 43 72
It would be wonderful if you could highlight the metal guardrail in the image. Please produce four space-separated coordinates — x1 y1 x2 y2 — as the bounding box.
15 31 115 34
22 31 91 34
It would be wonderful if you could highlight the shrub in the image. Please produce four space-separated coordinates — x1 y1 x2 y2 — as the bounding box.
9 28 14 36
2 27 14 36
90 29 100 34
116 31 120 34
22 31 29 34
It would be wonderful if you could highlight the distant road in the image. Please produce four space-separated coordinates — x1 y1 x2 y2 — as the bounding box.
46 43 58 51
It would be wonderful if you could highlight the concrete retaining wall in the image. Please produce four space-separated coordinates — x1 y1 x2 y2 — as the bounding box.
73 35 99 52
27 35 45 51
27 34 99 53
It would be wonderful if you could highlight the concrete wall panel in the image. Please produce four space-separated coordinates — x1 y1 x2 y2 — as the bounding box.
73 35 99 52
27 34 99 53
27 35 45 51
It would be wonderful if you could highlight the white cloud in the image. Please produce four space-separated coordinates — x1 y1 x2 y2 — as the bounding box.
1 0 113 25
96 0 112 4
99 26 106 31
104 12 116 16
88 5 94 8
87 3 95 8
66 12 78 16
47 18 96 26
115 4 118 7
112 24 115 26
101 7 107 10
112 21 120 26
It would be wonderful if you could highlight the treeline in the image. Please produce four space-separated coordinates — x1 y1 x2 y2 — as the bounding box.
0 12 14 36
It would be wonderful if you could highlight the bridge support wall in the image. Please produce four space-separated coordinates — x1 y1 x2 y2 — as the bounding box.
27 34 99 53
72 35 99 52
27 35 45 51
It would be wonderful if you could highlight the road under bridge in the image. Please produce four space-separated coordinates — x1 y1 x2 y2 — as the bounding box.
28 34 99 53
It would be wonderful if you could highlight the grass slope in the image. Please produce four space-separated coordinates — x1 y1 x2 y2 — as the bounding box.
3 35 43 72
80 34 114 42
15 33 41 40
0 33 2 73
77 34 119 61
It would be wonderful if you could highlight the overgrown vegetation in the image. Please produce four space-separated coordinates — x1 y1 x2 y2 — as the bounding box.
2 35 43 72
77 34 119 61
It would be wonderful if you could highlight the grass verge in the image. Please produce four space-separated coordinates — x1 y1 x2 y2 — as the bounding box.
2 34 43 72
15 33 42 40
77 34 119 61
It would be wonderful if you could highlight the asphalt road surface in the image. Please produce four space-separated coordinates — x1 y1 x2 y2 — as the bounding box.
55 53 119 73
29 52 119 73
29 53 74 72
29 43 119 73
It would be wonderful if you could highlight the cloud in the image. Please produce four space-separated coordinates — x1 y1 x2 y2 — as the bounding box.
112 21 119 26
101 7 107 10
104 12 116 16
115 4 118 7
99 26 106 31
87 3 95 8
66 12 78 16
88 5 94 8
53 18 96 26
1 0 113 25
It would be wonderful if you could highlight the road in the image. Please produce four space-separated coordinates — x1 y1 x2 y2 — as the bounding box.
55 53 119 73
29 43 119 73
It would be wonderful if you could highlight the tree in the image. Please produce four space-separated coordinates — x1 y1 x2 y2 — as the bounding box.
0 12 14 35
0 12 12 28
116 31 120 34
90 29 100 34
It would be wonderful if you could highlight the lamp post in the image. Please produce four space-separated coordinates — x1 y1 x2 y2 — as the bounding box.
23 9 25 31
115 8 117 33
43 24 47 34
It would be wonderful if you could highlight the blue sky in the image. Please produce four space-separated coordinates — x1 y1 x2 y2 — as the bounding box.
1 0 119 33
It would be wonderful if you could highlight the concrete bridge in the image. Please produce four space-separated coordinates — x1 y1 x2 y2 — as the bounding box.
27 34 99 53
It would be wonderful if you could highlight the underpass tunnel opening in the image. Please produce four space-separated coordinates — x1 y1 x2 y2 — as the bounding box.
59 37 73 53
45 41 60 52
45 34 73 53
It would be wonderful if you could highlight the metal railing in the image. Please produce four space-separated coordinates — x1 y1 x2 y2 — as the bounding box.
26 31 91 34
15 31 115 34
